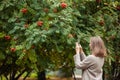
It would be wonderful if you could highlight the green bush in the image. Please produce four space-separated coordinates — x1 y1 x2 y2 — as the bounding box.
0 0 120 80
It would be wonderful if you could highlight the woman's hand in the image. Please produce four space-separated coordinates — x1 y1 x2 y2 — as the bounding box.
79 44 84 53
75 42 80 54
75 42 84 54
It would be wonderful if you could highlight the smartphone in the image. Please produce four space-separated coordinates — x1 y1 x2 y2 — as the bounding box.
77 39 82 48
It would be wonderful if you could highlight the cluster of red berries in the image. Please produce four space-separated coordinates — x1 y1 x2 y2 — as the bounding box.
60 2 67 9
21 8 28 14
116 5 120 11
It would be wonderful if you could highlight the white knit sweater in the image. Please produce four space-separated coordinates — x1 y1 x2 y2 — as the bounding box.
73 53 104 80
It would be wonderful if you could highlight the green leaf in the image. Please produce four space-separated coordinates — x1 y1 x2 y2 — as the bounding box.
67 39 73 45
26 42 32 49
48 13 57 18
8 18 16 23
0 51 5 60
27 6 37 15
18 53 25 60
6 58 12 64
28 50 37 63
0 4 4 11
73 10 81 17
55 44 64 53
16 45 24 50
55 30 60 33
0 32 5 38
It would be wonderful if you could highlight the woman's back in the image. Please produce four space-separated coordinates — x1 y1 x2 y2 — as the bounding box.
74 36 106 80
82 55 104 80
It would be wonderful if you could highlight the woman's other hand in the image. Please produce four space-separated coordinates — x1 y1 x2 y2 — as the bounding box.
79 44 84 53
75 42 80 54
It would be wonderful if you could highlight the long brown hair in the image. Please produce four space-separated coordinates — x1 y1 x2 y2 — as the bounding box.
90 36 107 57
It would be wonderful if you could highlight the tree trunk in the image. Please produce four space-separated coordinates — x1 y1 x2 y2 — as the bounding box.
23 71 31 80
37 71 46 80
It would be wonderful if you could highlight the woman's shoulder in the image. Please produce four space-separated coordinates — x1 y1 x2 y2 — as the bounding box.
86 55 94 60
87 55 94 58
86 55 98 61
87 55 104 61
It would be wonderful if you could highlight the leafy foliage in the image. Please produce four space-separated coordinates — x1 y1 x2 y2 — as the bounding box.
0 0 120 80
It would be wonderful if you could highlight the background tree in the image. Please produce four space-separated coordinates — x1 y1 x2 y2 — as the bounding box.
0 0 120 80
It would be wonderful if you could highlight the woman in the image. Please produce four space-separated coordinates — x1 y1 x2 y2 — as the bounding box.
73 36 107 80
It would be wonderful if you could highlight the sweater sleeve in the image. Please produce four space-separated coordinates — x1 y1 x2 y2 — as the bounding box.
80 52 86 61
73 55 94 69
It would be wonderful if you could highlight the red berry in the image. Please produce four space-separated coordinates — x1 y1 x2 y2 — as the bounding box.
68 34 73 38
24 24 29 28
10 48 16 52
99 20 104 26
4 35 11 40
116 6 120 10
110 36 115 40
96 0 101 3
53 8 58 13
44 8 49 13
31 45 35 49
21 8 28 14
60 2 67 9
37 21 43 27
